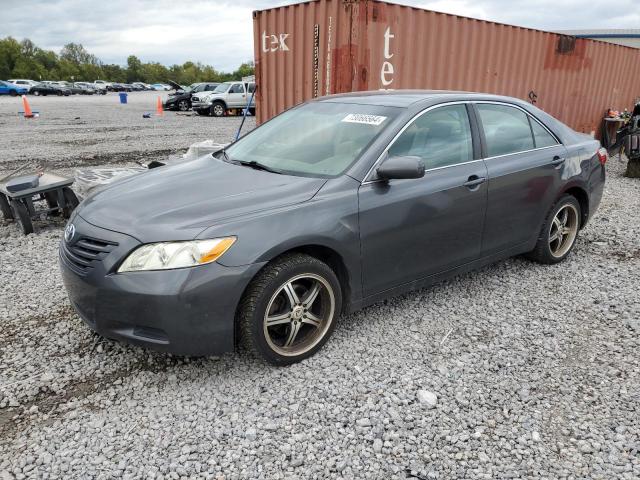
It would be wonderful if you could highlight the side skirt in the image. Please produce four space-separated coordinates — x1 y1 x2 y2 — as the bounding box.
346 241 531 314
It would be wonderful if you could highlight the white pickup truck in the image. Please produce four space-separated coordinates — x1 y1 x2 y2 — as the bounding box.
190 81 256 117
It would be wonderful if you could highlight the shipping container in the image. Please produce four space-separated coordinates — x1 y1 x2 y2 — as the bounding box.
252 0 640 135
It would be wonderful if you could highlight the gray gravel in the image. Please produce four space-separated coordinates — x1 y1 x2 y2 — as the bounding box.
0 96 639 479
0 91 254 171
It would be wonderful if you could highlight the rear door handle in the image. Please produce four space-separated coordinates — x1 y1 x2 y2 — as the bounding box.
463 175 487 189
550 155 566 166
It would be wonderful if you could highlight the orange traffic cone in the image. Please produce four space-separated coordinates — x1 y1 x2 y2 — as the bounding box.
22 95 34 118
156 96 163 116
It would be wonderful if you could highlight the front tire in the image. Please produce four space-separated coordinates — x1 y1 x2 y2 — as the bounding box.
527 195 581 264
211 101 226 117
34 90 41 96
178 100 190 111
239 253 342 365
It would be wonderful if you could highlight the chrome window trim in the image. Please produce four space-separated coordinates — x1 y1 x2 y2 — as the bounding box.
482 144 559 161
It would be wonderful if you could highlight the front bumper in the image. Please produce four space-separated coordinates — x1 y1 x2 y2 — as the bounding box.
191 100 212 110
59 215 264 356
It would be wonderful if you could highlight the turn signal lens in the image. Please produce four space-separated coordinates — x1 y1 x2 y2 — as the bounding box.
199 237 236 263
118 237 236 273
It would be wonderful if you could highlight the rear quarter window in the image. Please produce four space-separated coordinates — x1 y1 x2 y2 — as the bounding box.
530 118 559 148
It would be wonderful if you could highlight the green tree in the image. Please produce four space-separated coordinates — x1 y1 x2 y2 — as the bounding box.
126 55 143 82
0 37 22 79
60 42 98 65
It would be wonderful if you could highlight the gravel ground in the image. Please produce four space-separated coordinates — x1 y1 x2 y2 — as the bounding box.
0 97 639 479
0 91 254 171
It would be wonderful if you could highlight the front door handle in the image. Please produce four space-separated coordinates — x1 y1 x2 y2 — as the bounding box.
550 155 566 166
463 175 487 189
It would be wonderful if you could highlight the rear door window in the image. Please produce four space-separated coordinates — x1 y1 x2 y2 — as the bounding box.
477 104 535 157
388 104 473 169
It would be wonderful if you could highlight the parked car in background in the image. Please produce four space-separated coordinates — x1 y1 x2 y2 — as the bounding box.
163 81 220 111
151 83 171 91
0 80 28 96
74 82 97 95
59 91 607 365
7 79 39 91
122 83 135 92
41 81 72 96
30 82 69 96
58 81 84 95
93 80 111 92
132 82 153 91
191 81 256 117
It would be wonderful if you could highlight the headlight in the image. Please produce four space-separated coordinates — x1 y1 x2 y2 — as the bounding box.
117 237 236 273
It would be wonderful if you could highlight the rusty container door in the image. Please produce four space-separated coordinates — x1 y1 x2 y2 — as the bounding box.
253 0 640 134
253 0 354 125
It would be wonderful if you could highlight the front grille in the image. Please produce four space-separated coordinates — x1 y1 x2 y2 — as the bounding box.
62 236 118 275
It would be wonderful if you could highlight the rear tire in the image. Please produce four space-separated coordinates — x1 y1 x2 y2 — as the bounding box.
34 90 40 96
11 200 33 235
178 100 190 111
0 193 14 220
211 101 226 117
526 195 581 264
9 90 17 97
239 253 342 365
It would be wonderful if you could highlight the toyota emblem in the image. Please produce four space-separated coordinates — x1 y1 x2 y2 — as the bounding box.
64 223 76 242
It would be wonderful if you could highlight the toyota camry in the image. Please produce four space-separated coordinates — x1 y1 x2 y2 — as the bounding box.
59 91 606 365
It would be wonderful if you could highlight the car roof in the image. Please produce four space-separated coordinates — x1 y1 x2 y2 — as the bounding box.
318 90 531 108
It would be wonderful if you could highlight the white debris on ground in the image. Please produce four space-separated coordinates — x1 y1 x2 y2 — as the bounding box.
0 96 639 479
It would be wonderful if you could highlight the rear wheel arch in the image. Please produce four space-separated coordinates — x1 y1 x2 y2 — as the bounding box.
561 186 589 228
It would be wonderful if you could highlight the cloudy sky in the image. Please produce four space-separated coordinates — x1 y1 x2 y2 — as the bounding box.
1 0 638 71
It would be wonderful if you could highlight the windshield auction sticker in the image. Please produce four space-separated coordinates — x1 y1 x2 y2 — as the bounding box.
341 114 387 126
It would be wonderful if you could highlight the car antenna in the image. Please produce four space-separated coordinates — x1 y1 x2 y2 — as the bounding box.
235 85 257 142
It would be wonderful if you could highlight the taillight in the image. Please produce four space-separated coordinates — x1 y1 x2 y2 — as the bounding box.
597 147 608 166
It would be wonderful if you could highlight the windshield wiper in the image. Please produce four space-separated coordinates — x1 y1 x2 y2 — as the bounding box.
233 160 282 174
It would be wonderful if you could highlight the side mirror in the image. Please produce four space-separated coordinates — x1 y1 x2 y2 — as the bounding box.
376 155 425 180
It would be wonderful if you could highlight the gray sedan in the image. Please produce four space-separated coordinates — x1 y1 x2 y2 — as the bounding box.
59 91 606 365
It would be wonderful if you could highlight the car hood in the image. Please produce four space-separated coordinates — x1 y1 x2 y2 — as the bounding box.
78 156 326 243
167 80 184 91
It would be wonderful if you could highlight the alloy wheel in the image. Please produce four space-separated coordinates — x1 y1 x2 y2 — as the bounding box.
549 204 578 258
263 273 335 357
178 100 189 111
212 104 225 117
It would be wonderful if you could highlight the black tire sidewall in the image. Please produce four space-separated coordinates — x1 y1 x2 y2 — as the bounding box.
0 194 13 220
211 102 225 117
11 200 33 235
242 255 342 365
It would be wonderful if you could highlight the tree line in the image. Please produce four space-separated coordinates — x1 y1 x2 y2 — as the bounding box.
0 37 254 85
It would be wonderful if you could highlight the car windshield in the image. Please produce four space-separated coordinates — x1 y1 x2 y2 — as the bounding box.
213 83 230 93
224 102 401 177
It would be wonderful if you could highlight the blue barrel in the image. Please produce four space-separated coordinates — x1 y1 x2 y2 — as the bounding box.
119 92 128 104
